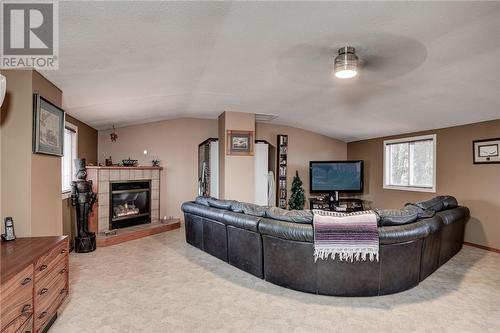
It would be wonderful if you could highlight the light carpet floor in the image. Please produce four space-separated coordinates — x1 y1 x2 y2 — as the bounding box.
51 226 500 333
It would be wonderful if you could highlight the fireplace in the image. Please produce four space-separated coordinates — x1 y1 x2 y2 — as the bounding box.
109 180 151 230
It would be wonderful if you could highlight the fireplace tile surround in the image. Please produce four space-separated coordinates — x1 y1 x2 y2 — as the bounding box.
87 166 161 233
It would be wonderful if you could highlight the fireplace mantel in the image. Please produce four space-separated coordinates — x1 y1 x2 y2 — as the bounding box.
87 166 163 170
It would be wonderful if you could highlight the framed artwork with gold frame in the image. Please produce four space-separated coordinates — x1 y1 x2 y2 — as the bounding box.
227 130 254 156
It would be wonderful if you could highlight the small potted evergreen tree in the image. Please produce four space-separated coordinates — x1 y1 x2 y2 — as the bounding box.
288 171 305 210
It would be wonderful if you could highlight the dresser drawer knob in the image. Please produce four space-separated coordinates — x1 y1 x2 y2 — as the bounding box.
39 288 49 295
38 264 48 271
60 249 67 254
60 288 67 295
21 304 32 314
21 277 32 285
38 311 48 319
59 268 67 274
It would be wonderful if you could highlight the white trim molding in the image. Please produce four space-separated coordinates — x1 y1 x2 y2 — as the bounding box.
61 122 79 198
383 134 437 193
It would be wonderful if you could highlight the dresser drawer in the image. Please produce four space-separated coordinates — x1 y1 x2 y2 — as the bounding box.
33 279 67 333
18 313 33 333
34 258 67 308
0 313 32 333
34 240 68 281
0 265 33 331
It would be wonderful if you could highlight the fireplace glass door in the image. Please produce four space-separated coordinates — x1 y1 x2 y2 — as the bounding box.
110 181 151 230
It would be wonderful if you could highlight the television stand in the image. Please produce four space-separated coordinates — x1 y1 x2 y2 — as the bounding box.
309 197 364 213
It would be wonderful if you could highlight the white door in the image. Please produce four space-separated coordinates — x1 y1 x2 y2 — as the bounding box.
254 143 269 205
209 141 219 198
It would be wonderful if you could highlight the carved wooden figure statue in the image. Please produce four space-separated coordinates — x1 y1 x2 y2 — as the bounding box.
71 158 97 253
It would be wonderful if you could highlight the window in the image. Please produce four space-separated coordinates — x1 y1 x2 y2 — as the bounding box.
383 134 436 192
61 123 78 196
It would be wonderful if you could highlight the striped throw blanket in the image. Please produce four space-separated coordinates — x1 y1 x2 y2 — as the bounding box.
313 210 379 262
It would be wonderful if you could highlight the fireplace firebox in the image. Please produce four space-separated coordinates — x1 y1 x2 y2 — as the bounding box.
109 180 151 230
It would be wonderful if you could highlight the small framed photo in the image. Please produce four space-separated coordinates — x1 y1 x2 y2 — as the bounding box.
473 138 500 164
227 130 254 156
33 94 65 156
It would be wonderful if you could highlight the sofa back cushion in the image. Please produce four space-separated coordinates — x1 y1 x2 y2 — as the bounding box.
265 207 313 224
414 197 444 213
375 208 419 226
242 203 268 217
207 198 235 210
410 195 459 214
438 195 458 210
195 196 211 206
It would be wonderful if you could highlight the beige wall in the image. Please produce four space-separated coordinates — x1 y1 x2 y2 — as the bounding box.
98 116 349 218
98 118 218 219
66 114 98 165
0 69 63 237
1 70 33 236
31 71 63 236
219 112 256 202
256 122 347 205
347 119 500 250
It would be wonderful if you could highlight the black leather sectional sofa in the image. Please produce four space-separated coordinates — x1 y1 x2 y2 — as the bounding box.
181 196 469 296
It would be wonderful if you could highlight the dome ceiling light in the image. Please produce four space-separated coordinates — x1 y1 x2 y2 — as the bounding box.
334 46 359 79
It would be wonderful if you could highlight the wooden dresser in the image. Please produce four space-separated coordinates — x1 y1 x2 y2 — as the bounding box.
1 236 69 333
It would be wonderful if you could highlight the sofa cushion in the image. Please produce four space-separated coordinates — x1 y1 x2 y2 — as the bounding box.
195 196 211 207
230 201 267 217
265 207 313 224
436 206 470 225
375 208 419 226
182 202 226 221
222 211 261 232
258 218 313 242
404 204 435 219
437 195 458 210
378 216 439 245
414 197 444 213
241 203 268 217
230 201 244 213
207 198 235 210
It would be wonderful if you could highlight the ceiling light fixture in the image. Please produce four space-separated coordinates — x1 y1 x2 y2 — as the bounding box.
110 125 118 142
334 46 359 79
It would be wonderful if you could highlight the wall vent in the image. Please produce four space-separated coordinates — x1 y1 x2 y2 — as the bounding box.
255 113 279 122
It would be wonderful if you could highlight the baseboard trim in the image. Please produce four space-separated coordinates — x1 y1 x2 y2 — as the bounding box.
464 242 500 254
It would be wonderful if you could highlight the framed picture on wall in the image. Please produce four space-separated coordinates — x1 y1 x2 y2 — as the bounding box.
33 94 65 156
227 130 254 156
473 138 500 164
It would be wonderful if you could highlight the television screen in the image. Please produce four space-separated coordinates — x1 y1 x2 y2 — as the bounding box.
309 161 363 192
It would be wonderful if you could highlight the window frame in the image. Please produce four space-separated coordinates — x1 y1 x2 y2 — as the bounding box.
61 122 78 199
383 134 437 193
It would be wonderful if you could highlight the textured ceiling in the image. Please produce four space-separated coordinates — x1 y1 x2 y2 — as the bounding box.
42 1 500 142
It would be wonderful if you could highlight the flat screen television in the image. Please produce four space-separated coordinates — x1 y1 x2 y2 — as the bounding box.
309 160 363 193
